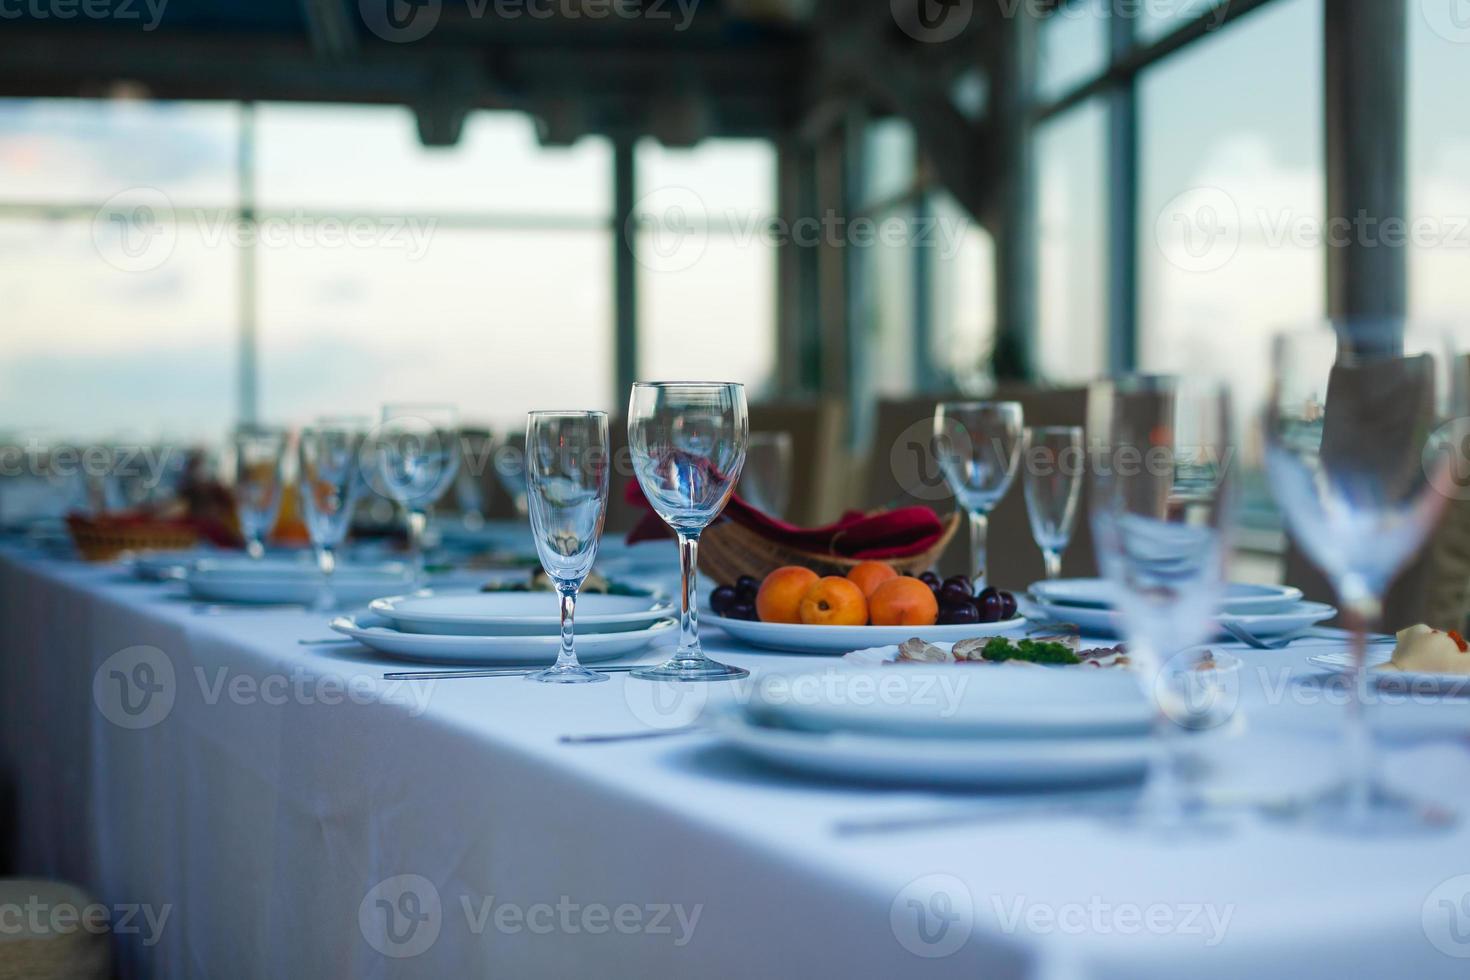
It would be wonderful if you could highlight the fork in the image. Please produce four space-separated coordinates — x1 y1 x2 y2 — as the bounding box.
1222 622 1393 651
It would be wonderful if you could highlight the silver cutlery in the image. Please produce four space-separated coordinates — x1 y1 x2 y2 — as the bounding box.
558 726 703 744
382 664 644 681
298 637 358 646
192 602 304 615
1222 621 1393 651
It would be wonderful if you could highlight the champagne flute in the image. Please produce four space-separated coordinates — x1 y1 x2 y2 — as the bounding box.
933 401 1024 586
227 425 289 559
298 418 367 610
1022 426 1084 580
370 404 460 583
627 382 749 682
1091 376 1234 830
737 431 793 518
1262 318 1463 832
524 411 611 684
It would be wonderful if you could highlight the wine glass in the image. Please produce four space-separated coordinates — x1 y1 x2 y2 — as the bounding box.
1022 426 1084 580
454 428 492 531
737 431 793 518
1262 318 1464 832
370 404 460 583
524 411 611 684
933 401 1024 586
227 425 290 559
298 418 367 610
627 382 749 682
1090 376 1234 830
493 430 530 519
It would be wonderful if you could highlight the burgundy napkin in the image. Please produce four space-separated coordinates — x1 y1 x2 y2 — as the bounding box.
623 479 946 559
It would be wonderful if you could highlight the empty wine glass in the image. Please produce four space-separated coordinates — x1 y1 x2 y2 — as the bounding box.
737 431 793 518
493 430 530 519
1090 376 1234 830
369 404 460 583
227 425 290 559
1022 426 1084 580
933 401 1024 586
454 428 492 531
1262 318 1464 832
525 411 611 684
298 418 367 610
628 382 749 682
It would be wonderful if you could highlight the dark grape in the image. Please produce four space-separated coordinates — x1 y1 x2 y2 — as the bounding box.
710 585 738 616
728 600 758 621
939 581 973 606
735 576 761 601
918 571 941 590
938 603 980 626
975 589 1004 623
943 575 975 595
999 590 1018 620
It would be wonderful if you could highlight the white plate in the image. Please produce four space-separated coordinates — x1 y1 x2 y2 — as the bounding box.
1309 650 1470 696
741 663 1152 738
370 590 673 636
711 708 1149 788
704 613 1028 655
330 613 676 665
1030 598 1336 640
1030 579 1305 616
186 559 415 605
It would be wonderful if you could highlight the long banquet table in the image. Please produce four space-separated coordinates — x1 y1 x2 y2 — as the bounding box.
3 545 1470 978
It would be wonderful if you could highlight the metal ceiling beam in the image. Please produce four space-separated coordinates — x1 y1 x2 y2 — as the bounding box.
301 0 359 58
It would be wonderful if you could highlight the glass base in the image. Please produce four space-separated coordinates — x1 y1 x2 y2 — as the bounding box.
631 656 748 682
1295 780 1457 836
526 664 609 684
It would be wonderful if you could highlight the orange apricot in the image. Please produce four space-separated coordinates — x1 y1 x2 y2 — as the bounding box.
798 576 869 627
755 566 821 624
846 560 899 598
868 577 940 627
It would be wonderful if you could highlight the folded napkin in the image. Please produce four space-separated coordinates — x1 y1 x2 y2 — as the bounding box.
624 479 947 559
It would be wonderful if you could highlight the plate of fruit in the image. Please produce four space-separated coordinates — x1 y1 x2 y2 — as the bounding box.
703 562 1027 654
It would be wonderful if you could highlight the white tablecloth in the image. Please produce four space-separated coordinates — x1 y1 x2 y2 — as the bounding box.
3 546 1470 978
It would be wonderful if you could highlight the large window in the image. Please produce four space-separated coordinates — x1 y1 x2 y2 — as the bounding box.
1138 0 1324 432
1408 2 1470 320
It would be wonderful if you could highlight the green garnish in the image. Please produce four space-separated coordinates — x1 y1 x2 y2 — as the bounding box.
980 637 1081 666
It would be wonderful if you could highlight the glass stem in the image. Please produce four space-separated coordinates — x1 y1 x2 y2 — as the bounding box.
246 534 264 560
968 510 989 586
406 508 427 583
314 543 336 610
1043 548 1063 581
1340 594 1384 822
675 530 706 665
555 585 579 671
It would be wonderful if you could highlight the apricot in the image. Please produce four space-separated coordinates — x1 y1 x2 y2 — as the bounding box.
798 576 869 627
868 577 939 627
846 560 898 598
755 566 821 624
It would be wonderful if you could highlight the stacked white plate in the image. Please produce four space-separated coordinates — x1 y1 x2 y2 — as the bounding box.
185 556 417 606
330 589 676 666
703 612 1029 655
1027 578 1333 640
712 664 1153 787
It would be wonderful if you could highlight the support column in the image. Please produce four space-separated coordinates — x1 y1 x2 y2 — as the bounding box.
237 102 258 426
612 136 638 399
989 7 1038 381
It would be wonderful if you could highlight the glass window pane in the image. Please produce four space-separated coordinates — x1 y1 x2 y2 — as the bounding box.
256 105 612 219
1039 0 1110 101
1137 0 1232 43
1139 0 1324 433
0 98 239 206
635 139 777 393
1408 4 1470 319
258 229 613 428
859 118 916 206
856 204 918 397
0 217 238 440
1036 98 1108 384
928 191 996 390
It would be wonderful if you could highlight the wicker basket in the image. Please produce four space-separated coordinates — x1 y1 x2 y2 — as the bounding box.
66 516 200 563
698 511 962 585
